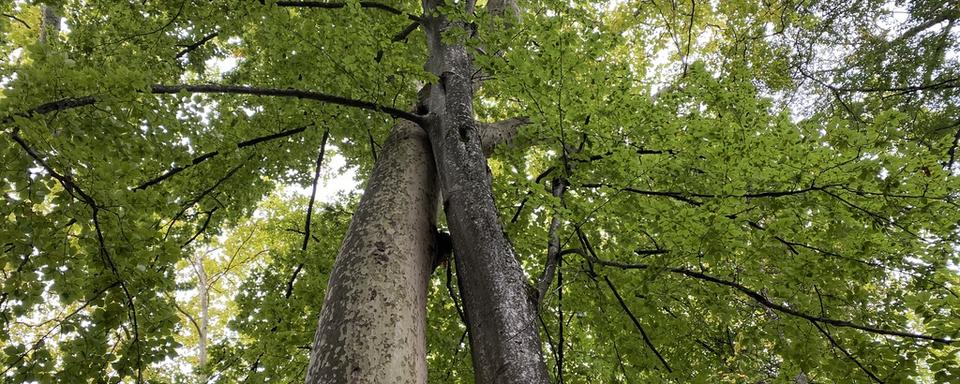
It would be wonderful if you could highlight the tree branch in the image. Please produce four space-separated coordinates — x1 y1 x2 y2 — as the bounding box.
583 253 954 344
811 321 883 383
274 1 403 15
536 178 566 304
603 276 673 373
164 159 249 240
447 261 467 326
182 207 218 248
1 281 120 376
947 121 960 169
10 131 142 373
479 116 530 156
171 295 202 336
1 13 31 29
286 128 330 299
4 84 425 126
136 123 312 190
175 31 219 59
148 84 424 123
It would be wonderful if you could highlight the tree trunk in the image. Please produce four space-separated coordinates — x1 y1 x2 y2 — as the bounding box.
419 1 550 382
39 4 59 44
197 258 208 371
305 120 438 383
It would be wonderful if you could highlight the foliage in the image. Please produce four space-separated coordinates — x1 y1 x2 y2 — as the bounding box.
1 0 958 383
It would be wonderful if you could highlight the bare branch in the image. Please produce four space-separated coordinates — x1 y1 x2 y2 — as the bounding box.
603 276 673 373
584 254 954 344
286 128 330 299
811 321 883 383
1 13 31 29
3 84 425 126
136 124 312 190
175 31 219 59
274 1 403 15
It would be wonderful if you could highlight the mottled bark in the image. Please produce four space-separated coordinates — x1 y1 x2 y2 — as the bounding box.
420 0 550 382
305 120 438 383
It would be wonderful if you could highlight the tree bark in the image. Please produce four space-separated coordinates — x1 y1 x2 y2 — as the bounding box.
305 119 438 383
419 1 550 382
196 256 208 371
39 4 59 43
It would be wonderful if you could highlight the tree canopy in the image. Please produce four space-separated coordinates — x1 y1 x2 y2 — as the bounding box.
1 0 959 382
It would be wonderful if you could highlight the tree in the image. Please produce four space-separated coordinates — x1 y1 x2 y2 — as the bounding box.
1 0 959 383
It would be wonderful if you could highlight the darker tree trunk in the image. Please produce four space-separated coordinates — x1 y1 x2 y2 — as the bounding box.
419 1 550 382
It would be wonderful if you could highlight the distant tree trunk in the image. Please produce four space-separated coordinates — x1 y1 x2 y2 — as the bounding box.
39 4 59 43
419 0 550 382
196 257 208 371
305 119 438 383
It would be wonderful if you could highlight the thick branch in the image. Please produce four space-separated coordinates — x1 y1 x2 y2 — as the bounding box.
535 178 565 304
274 1 402 15
273 1 421 23
149 84 424 123
479 116 530 156
4 84 424 126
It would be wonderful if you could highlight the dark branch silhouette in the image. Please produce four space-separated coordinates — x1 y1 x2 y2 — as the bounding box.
3 84 425 126
582 253 953 344
285 128 330 299
2 13 31 29
274 1 404 15
175 31 219 59
603 276 673 373
9 129 144 377
811 321 883 383
136 123 313 190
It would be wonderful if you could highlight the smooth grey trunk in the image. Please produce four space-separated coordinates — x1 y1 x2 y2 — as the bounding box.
305 120 438 383
197 259 208 370
420 1 550 382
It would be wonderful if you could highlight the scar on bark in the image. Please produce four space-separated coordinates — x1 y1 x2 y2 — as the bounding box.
431 228 454 271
